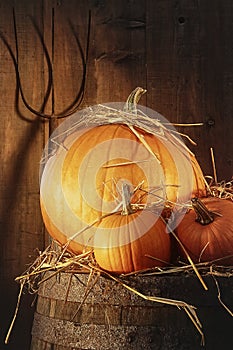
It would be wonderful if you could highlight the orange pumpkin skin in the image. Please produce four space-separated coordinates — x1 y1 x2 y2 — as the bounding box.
176 197 233 265
94 210 171 274
40 200 89 254
61 124 206 222
40 123 206 266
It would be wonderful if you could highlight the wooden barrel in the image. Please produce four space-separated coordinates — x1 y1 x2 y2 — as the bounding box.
30 271 233 350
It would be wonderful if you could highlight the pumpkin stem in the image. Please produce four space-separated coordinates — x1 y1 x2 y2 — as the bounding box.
124 87 147 113
191 197 214 225
121 183 135 215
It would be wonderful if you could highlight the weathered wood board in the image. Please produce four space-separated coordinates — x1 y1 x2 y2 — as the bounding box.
0 1 232 349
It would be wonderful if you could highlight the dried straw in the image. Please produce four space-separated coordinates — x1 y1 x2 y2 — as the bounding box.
90 264 205 345
210 147 218 184
206 176 233 201
13 242 205 345
9 104 231 346
205 147 233 200
212 274 233 317
4 281 24 345
42 103 202 165
8 236 233 346
162 217 208 291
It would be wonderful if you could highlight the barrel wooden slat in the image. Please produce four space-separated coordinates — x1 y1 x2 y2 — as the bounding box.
30 337 72 350
30 271 233 349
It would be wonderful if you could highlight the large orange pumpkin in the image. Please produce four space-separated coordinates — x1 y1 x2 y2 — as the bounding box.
175 197 233 265
40 123 206 247
40 90 206 273
61 123 206 228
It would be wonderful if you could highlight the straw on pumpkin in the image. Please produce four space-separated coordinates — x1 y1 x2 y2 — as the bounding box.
45 100 204 163
164 217 208 291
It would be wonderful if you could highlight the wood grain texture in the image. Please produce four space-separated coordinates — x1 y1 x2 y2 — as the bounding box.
146 0 233 179
0 1 232 349
30 271 233 350
0 1 45 350
88 0 147 105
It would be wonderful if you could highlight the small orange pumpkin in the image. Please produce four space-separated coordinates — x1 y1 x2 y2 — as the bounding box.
175 197 233 265
94 183 171 273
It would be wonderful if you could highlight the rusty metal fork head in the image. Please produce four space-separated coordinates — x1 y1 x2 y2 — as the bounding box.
0 8 91 123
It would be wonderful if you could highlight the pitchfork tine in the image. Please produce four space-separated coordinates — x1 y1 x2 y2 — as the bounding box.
27 15 53 114
0 8 91 121
56 10 91 118
12 8 52 119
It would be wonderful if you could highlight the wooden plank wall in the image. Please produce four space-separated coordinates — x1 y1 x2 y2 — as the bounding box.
0 1 45 350
0 0 232 349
